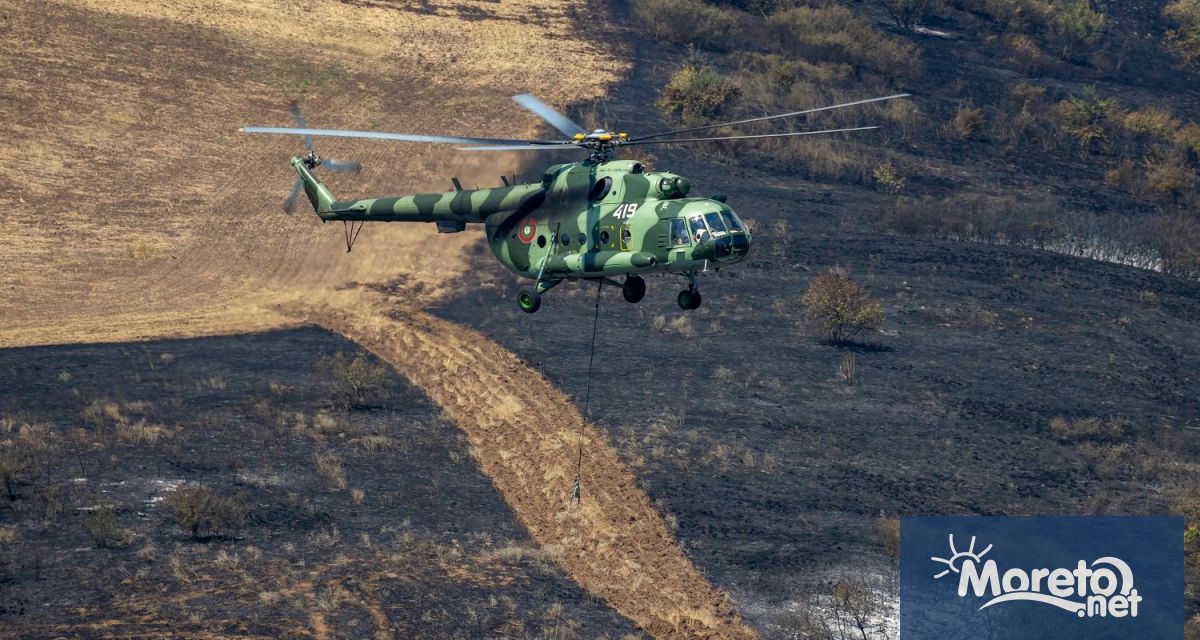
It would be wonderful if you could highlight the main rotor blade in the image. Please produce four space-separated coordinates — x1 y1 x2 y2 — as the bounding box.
629 94 911 142
456 143 580 151
512 94 587 138
623 126 881 146
290 101 313 152
239 126 562 146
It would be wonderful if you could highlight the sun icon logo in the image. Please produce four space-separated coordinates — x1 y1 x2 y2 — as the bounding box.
931 534 993 580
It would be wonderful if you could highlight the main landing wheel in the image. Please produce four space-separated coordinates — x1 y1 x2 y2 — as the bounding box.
517 288 541 313
622 276 646 304
677 288 702 310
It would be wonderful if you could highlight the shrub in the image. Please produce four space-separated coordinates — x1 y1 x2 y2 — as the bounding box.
953 102 986 138
165 484 245 540
1143 149 1197 202
1052 0 1106 58
1048 416 1130 442
768 6 921 78
0 450 28 500
801 270 885 345
1004 32 1044 71
1154 214 1200 278
877 0 938 30
315 351 390 411
313 451 348 491
1123 106 1181 140
1055 85 1117 150
1175 122 1200 154
1166 0 1200 67
81 500 133 548
875 514 901 559
634 0 736 48
656 63 741 125
872 163 906 193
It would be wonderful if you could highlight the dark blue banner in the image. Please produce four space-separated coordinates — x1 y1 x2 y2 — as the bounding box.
900 516 1183 640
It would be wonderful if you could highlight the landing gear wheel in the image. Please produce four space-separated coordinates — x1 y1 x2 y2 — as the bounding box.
517 289 542 313
677 289 702 310
622 276 646 304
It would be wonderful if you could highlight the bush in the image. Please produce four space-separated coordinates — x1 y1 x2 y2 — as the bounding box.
801 270 886 345
1174 121 1200 154
1154 214 1200 278
0 451 28 500
1166 0 1200 68
875 515 901 559
656 63 741 125
634 0 736 48
768 6 921 78
877 0 938 30
1048 416 1130 443
81 500 133 548
165 484 245 540
1143 149 1197 202
1004 32 1044 71
953 102 986 139
1122 106 1181 140
1055 85 1117 150
1052 0 1105 58
313 451 348 491
315 351 391 411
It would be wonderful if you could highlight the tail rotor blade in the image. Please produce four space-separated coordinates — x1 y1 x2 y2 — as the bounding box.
283 177 303 214
290 100 314 152
323 158 362 173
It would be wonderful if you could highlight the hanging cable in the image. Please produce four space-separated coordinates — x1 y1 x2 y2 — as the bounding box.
573 279 603 504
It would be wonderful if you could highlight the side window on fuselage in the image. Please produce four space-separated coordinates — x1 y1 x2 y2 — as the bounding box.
670 219 690 246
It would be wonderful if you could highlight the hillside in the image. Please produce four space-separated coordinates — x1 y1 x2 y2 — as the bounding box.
2 0 1200 639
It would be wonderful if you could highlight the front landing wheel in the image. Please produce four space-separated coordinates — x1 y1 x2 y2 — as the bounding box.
517 289 542 313
677 289 702 310
622 276 646 304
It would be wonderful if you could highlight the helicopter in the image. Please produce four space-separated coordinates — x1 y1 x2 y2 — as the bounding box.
241 93 909 312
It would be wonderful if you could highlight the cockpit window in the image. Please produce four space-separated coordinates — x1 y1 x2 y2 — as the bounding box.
670 219 690 246
721 210 742 232
689 215 710 243
704 212 727 235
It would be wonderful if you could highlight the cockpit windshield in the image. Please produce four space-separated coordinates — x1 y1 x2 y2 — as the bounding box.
704 212 727 236
721 210 743 232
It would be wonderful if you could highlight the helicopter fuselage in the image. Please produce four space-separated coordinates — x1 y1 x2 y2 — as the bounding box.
292 156 749 311
486 160 750 281
294 157 750 306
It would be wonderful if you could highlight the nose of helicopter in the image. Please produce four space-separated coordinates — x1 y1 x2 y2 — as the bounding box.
692 231 750 263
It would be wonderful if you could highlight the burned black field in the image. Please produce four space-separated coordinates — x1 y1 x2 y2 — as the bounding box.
433 228 1200 631
0 329 641 639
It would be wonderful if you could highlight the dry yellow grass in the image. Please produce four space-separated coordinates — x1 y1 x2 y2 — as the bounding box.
0 1 757 638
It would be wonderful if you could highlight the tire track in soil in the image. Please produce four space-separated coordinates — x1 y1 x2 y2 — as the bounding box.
291 294 758 640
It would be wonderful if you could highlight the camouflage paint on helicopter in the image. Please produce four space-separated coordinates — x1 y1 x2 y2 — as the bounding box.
293 156 750 311
249 92 908 312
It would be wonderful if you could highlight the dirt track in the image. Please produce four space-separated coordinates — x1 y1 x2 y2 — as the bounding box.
299 294 757 639
0 1 759 637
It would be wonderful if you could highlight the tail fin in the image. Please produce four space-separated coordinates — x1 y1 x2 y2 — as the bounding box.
290 156 336 214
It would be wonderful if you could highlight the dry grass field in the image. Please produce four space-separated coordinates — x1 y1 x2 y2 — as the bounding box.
0 0 760 638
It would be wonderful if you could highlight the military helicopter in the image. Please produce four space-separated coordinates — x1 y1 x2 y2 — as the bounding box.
241 93 908 312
